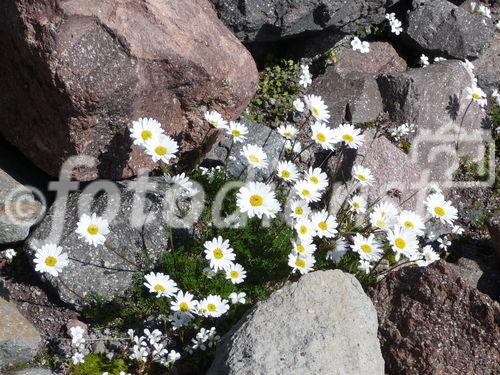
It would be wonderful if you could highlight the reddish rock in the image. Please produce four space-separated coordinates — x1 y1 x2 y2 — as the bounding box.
0 0 258 180
370 261 500 375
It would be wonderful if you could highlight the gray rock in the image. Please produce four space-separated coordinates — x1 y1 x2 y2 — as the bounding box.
0 298 41 368
404 0 494 59
10 369 54 375
377 60 489 182
487 211 500 261
25 177 193 309
210 0 392 42
309 41 406 126
0 168 45 244
475 33 500 93
207 270 384 375
205 120 285 180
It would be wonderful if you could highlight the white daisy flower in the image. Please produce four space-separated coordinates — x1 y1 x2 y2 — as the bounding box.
434 57 447 62
277 161 299 182
298 64 312 88
352 165 374 186
289 199 311 220
226 121 248 143
304 95 330 122
236 182 281 219
130 118 164 146
326 238 348 263
370 202 399 231
277 124 298 139
294 180 322 203
198 295 229 318
437 237 451 251
144 272 179 298
202 266 217 279
358 260 372 274
462 59 475 73
164 172 197 197
33 244 69 277
204 110 228 129
420 54 430 66
170 290 198 317
452 225 464 235
292 237 317 256
294 219 316 240
145 134 179 164
492 89 500 106
351 37 370 53
305 167 329 192
311 121 336 150
466 85 487 107
348 195 367 214
75 213 110 247
334 123 364 149
228 292 246 304
72 352 85 365
388 16 403 35
425 192 458 225
387 225 419 261
351 233 383 261
416 245 440 266
3 248 16 260
288 253 315 274
310 209 338 239
398 210 426 236
203 236 235 272
284 139 302 153
225 263 246 284
293 98 305 112
241 144 268 169
166 350 181 364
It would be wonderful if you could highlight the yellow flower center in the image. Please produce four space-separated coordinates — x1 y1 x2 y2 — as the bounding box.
311 107 321 116
155 145 168 156
248 154 260 163
250 194 263 207
295 258 306 268
316 133 326 142
231 129 241 137
283 131 291 138
342 134 354 142
179 302 189 312
395 238 406 249
472 92 481 101
213 248 223 259
318 221 328 231
375 219 386 228
434 207 445 217
141 130 153 141
230 271 239 279
154 284 165 293
87 224 99 235
353 202 360 208
302 189 311 197
281 170 291 178
297 244 305 253
207 303 217 312
361 244 372 253
357 174 366 182
44 256 57 267
310 176 319 184
295 207 304 215
209 120 218 127
299 226 308 235
404 221 414 229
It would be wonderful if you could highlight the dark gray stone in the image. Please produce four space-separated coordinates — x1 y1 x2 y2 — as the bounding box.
475 33 500 93
404 0 494 59
377 60 489 182
210 0 393 42
0 298 41 368
25 177 193 309
207 270 384 375
0 168 45 244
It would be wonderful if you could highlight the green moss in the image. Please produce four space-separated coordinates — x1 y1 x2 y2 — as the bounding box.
69 354 129 375
248 59 300 123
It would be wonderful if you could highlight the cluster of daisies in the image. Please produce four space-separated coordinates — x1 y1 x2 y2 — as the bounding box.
130 118 179 164
127 328 180 367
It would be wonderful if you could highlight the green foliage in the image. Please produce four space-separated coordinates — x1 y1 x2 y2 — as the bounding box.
248 59 300 123
70 354 129 375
